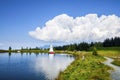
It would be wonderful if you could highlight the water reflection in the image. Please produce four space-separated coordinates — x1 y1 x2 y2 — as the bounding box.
49 54 54 60
34 54 74 80
8 52 11 57
0 53 74 80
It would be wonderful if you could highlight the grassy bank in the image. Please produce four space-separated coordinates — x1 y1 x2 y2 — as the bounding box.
56 52 112 80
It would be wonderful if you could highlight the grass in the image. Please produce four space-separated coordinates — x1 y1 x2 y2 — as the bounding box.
97 47 120 57
97 47 120 51
98 50 120 67
56 52 112 80
97 47 120 67
111 58 120 66
98 50 120 57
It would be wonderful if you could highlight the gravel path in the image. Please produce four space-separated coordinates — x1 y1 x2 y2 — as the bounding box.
103 57 120 80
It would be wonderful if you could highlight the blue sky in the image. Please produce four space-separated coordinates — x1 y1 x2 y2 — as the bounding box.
0 0 120 49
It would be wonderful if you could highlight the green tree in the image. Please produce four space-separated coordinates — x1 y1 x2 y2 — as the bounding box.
103 37 120 47
94 42 103 47
21 47 23 50
9 46 12 51
78 42 90 51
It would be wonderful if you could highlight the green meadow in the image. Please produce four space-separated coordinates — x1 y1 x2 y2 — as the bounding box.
56 52 112 80
98 47 120 67
56 47 120 80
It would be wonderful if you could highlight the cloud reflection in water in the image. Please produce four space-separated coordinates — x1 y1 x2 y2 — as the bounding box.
34 54 74 80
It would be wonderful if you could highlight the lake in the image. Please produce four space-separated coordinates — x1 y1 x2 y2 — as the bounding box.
0 53 75 80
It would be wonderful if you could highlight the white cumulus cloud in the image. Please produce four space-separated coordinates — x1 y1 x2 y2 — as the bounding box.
29 14 120 42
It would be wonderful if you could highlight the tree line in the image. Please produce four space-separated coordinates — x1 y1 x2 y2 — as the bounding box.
7 37 120 51
103 37 120 47
54 37 120 51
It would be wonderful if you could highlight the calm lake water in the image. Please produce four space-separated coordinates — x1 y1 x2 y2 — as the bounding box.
0 53 74 80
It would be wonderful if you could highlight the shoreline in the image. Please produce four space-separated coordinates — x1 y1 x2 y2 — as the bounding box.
0 49 119 80
56 51 113 80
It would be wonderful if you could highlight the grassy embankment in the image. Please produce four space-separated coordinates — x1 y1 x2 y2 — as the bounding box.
56 47 120 80
56 51 112 80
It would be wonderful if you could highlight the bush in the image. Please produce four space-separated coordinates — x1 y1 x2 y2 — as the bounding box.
92 47 98 56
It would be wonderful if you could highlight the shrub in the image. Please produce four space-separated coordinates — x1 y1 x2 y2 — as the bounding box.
92 47 98 56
